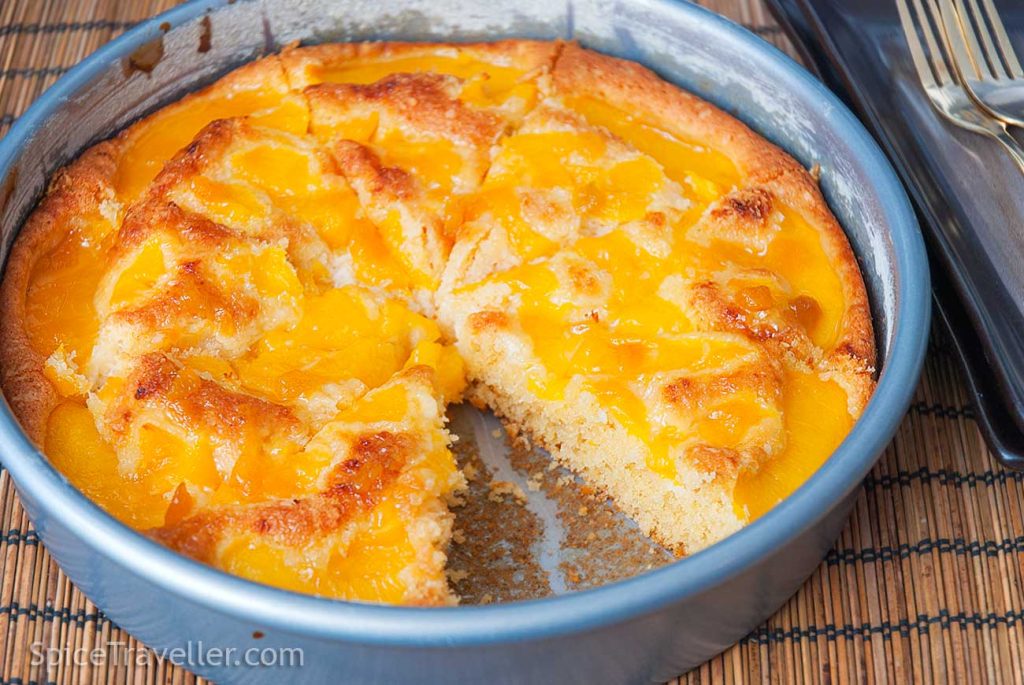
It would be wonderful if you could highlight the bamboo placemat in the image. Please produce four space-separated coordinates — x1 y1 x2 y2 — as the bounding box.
1 1 1022 683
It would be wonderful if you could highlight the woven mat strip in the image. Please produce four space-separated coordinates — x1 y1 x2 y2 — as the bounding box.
0 1 1022 683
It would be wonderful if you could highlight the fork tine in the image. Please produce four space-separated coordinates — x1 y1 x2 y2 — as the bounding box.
939 0 987 79
897 0 939 88
962 0 1007 78
977 0 1024 78
911 0 955 85
898 0 943 89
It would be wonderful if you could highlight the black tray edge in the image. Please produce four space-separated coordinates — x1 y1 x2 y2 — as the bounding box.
765 0 1024 467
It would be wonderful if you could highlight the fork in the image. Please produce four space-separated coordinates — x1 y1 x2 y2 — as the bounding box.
897 0 1024 173
938 0 1024 128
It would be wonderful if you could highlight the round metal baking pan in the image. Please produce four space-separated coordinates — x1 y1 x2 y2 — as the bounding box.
0 0 929 682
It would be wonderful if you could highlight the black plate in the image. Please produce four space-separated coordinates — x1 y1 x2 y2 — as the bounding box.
767 0 1024 467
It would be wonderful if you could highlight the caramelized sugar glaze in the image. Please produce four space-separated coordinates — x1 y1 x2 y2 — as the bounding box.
0 41 874 604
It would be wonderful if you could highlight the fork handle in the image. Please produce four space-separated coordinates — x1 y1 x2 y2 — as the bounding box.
992 127 1024 174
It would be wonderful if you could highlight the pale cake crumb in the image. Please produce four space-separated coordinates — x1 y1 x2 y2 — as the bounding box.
488 480 527 504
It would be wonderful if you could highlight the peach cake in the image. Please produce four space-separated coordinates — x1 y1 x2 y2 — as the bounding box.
0 41 875 605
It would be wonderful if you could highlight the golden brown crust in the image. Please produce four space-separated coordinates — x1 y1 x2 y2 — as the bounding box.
467 310 512 334
128 118 241 212
694 187 776 247
306 74 506 148
118 197 234 255
102 352 302 444
332 140 417 201
150 428 410 561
